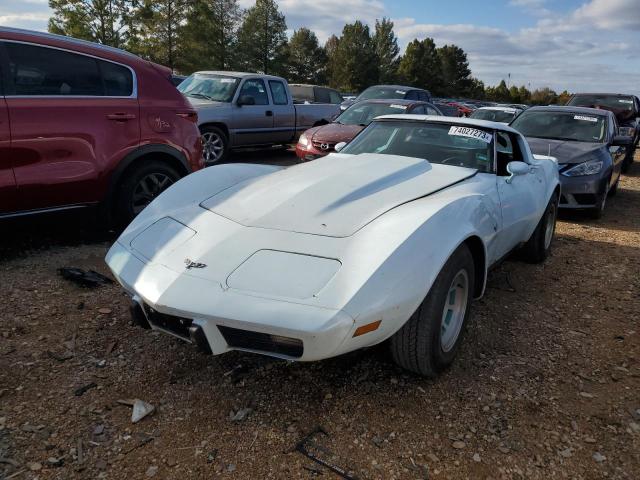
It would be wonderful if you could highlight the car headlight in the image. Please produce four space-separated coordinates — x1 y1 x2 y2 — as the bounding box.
562 159 603 177
298 133 310 147
619 126 635 137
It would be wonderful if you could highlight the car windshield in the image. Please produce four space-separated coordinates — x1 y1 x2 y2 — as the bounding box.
358 86 411 101
567 94 635 122
511 111 606 143
340 121 494 172
471 109 516 123
178 74 240 102
336 102 412 126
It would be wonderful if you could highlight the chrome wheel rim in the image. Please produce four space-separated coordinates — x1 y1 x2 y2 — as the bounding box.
202 131 224 164
544 202 557 250
440 269 469 352
131 173 173 215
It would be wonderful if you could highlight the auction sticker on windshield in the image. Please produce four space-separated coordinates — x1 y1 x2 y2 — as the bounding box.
395 90 407 95
448 126 493 143
618 99 633 104
390 104 408 110
574 115 598 122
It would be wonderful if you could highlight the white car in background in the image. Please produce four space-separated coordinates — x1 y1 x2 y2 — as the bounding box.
471 106 523 124
106 116 559 377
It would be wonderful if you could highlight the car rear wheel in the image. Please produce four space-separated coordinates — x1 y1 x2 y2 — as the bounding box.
390 244 475 378
201 126 228 165
521 196 558 263
115 161 180 227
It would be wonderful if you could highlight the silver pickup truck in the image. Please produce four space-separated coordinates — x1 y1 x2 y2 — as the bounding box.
177 71 341 164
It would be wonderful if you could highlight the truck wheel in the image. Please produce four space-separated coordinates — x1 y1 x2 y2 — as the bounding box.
521 196 558 263
390 244 475 378
201 126 228 165
115 161 180 227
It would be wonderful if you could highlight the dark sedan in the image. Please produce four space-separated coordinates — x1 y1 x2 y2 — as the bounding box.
511 106 632 218
339 84 431 111
296 99 442 161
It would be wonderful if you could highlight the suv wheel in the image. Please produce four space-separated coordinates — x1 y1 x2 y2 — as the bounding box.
201 126 228 165
115 161 180 226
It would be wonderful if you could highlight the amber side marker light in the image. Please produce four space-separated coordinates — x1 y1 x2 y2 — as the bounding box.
353 320 382 337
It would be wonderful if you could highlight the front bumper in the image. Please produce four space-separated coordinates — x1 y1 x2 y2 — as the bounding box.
295 143 330 162
558 169 608 209
106 241 355 361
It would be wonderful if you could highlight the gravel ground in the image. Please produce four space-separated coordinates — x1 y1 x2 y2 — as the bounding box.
1 151 639 480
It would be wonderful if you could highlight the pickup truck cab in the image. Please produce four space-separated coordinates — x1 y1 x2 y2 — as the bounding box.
178 72 341 164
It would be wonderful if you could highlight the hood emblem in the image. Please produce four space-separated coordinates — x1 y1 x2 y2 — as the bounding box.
320 143 330 150
184 258 207 269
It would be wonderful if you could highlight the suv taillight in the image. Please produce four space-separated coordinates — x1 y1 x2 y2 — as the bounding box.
176 111 198 123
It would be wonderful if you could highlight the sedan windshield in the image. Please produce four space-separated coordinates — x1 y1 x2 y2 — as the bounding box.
511 111 606 143
341 121 494 172
178 74 240 102
471 109 517 123
358 86 411 101
336 102 412 126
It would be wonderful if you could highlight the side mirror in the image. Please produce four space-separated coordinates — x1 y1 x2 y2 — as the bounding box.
612 135 633 147
237 95 255 106
334 142 347 153
506 161 530 184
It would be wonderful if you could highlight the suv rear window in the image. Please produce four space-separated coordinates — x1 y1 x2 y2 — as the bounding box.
567 94 637 121
3 41 133 97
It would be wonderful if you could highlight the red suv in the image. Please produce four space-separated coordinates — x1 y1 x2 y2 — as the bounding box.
0 27 203 225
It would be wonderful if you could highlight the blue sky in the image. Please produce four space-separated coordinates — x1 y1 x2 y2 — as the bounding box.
1 0 639 95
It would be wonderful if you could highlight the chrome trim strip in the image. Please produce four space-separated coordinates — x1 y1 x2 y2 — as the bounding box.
0 39 138 99
0 203 94 219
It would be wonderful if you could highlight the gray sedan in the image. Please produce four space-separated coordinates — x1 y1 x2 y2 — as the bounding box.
510 106 631 218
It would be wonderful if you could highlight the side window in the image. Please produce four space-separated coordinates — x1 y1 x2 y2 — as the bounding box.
418 91 430 101
328 89 343 104
405 90 419 100
268 80 288 105
496 132 514 176
314 87 330 103
99 60 133 96
4 42 102 96
426 106 440 116
239 79 269 105
410 105 425 115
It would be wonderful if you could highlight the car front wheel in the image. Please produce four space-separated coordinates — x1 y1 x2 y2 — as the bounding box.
390 244 475 377
521 196 558 263
201 126 228 165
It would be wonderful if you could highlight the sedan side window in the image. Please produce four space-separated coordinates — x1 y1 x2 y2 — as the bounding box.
496 132 514 176
410 105 426 115
4 42 103 96
239 79 269 105
268 80 288 105
426 106 440 116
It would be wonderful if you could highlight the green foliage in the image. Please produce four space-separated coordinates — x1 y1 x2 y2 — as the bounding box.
327 21 378 92
397 38 443 94
48 0 133 48
235 0 288 76
287 28 327 83
437 44 472 97
179 0 241 74
373 18 399 84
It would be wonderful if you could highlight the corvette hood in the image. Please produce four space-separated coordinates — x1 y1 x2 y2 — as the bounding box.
526 137 603 164
311 123 364 143
201 154 476 237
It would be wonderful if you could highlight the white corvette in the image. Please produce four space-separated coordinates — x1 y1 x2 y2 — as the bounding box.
106 116 560 377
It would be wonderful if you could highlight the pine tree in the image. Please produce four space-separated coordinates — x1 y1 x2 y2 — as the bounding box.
373 18 399 84
48 0 133 48
180 0 241 73
286 28 327 84
324 34 340 89
437 44 472 97
397 38 443 94
235 0 288 76
328 21 378 92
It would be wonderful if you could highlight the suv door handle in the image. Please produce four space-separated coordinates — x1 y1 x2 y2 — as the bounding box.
265 110 273 117
106 113 136 121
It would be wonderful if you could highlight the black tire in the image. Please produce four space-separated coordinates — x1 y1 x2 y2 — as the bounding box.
115 161 180 227
521 196 558 263
621 148 634 173
390 244 475 378
201 125 228 165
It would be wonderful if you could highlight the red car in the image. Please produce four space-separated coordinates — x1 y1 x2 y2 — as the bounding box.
296 99 442 161
0 27 203 225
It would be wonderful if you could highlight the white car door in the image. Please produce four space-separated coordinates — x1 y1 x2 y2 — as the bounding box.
495 132 546 258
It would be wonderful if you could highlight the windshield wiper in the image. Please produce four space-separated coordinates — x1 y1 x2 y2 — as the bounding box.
186 93 215 101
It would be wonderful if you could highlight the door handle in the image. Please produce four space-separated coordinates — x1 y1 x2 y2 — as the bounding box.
265 110 273 117
106 113 136 121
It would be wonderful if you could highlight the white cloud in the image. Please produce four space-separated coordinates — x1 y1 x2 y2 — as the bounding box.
573 0 640 30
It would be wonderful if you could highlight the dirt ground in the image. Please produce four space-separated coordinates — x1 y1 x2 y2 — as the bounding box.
1 150 639 480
